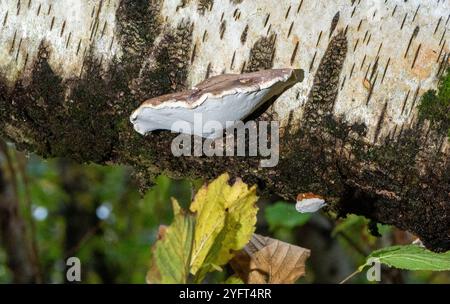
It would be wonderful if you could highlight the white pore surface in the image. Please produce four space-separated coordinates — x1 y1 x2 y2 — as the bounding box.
295 198 327 214
131 86 273 138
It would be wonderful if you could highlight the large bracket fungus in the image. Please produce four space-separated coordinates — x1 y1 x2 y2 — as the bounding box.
130 69 304 138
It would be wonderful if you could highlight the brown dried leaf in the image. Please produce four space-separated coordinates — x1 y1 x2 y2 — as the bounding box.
230 234 311 284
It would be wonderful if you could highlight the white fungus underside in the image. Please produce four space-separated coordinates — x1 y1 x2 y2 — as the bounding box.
131 86 273 138
296 198 327 214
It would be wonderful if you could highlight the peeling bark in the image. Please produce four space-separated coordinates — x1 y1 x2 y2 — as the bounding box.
0 0 449 251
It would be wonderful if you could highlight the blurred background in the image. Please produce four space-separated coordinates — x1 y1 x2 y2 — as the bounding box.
0 140 449 284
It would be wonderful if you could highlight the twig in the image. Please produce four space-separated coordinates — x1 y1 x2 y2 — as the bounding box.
339 269 361 284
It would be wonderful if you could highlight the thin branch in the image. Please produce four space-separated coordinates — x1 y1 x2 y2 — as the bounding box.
339 269 361 284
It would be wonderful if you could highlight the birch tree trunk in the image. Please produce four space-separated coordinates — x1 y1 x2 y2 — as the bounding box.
0 0 449 251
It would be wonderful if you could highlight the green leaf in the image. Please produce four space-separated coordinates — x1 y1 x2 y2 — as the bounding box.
224 276 244 284
189 173 258 276
361 245 450 272
332 214 365 237
147 199 195 283
265 201 311 231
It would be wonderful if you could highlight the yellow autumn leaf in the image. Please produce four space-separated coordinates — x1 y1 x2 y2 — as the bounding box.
147 199 195 284
189 173 258 277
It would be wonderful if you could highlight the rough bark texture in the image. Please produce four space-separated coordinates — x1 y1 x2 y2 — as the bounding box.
0 0 449 251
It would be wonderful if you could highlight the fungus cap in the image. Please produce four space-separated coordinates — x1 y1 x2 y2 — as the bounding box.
130 68 304 138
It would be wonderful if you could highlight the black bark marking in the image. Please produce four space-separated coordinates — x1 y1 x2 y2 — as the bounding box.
392 5 397 17
376 42 383 56
245 34 276 72
291 41 299 65
363 30 368 44
50 17 55 31
437 41 445 62
366 72 377 105
434 17 442 35
285 6 291 19
349 62 355 78
304 31 348 123
9 30 16 54
15 38 22 62
366 34 371 46
287 21 294 38
230 51 236 70
138 20 193 99
2 11 8 27
400 13 408 30
316 31 322 47
108 36 114 51
353 38 359 52
439 30 446 46
374 101 388 142
309 51 317 72
60 20 66 37
197 0 214 15
240 60 246 73
264 13 270 27
76 39 82 56
357 19 363 31
297 0 304 14
101 21 107 38
220 20 226 40
240 24 248 44
329 11 340 38
369 56 379 81
411 44 421 69
205 62 212 79
412 4 420 23
400 90 410 115
404 26 419 58
66 32 71 49
359 54 367 70
190 42 197 64
408 85 420 116
340 75 346 90
381 57 390 84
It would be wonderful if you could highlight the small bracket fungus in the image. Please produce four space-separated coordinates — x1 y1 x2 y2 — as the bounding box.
295 193 326 214
130 69 304 138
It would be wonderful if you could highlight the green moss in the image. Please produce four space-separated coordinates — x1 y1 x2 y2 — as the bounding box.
418 68 450 138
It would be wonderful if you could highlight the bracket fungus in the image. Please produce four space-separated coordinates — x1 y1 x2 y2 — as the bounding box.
130 69 304 138
295 193 327 214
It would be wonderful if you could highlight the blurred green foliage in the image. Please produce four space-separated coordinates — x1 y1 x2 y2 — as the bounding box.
265 201 311 232
0 151 194 283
